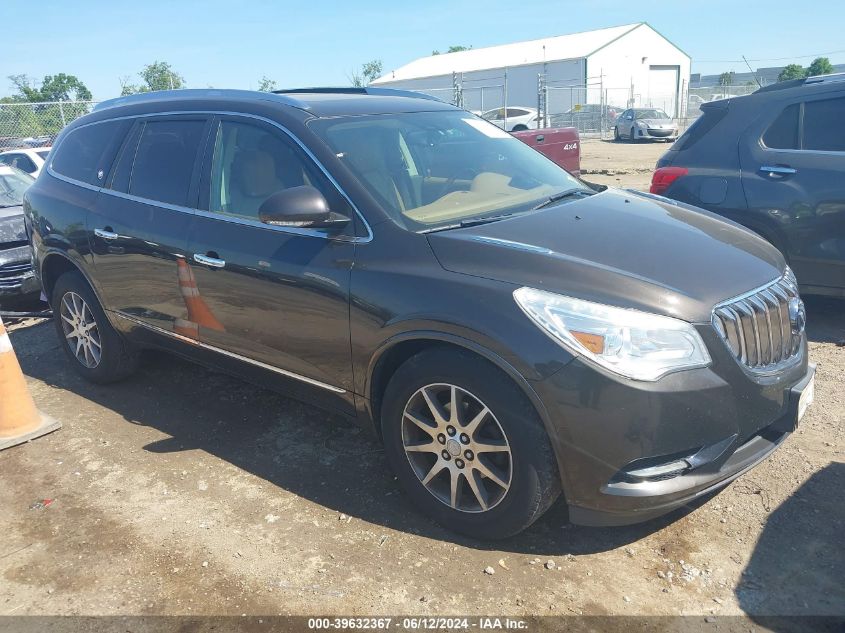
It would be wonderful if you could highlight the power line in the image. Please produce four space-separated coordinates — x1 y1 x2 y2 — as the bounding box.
697 48 845 63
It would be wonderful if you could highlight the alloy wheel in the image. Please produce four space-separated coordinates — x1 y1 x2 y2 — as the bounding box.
59 291 102 368
401 383 513 513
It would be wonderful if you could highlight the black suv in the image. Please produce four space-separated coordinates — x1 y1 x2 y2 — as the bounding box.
24 88 814 538
653 73 845 297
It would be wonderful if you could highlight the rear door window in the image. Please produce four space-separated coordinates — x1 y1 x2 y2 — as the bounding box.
762 104 799 150
51 119 128 185
128 119 206 207
803 97 845 151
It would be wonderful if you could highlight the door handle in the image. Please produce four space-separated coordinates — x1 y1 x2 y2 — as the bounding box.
535 134 545 142
94 228 119 240
760 165 797 177
193 253 226 269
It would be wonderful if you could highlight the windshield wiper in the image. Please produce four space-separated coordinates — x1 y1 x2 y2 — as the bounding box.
420 212 521 234
458 213 521 228
532 188 593 210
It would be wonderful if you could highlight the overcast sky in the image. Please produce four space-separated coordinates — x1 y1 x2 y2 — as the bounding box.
3 0 844 100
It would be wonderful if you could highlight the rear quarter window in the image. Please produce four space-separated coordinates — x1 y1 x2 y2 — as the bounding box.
51 119 129 185
671 107 728 151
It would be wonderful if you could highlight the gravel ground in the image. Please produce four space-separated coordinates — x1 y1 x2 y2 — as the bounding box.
579 138 669 190
0 141 842 620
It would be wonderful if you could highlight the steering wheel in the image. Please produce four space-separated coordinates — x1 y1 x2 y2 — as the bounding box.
438 168 479 199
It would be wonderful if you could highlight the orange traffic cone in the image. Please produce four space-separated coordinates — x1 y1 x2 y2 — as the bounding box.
173 317 199 341
176 258 225 333
0 316 61 451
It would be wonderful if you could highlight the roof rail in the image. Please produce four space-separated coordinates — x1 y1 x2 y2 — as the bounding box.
93 88 304 111
754 71 845 94
805 71 845 85
272 86 444 102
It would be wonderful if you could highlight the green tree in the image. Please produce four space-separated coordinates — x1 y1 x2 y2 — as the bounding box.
7 75 41 101
718 71 734 87
806 57 834 77
120 61 185 95
5 73 92 102
1 73 94 139
432 45 471 55
257 76 277 92
39 74 93 101
348 59 383 87
778 64 805 82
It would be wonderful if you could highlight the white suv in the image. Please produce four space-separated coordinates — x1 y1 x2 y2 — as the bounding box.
480 107 540 132
0 147 52 178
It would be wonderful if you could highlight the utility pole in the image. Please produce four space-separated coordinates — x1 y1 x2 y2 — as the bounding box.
742 56 762 88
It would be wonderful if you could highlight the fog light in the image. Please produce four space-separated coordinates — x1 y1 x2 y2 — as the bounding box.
626 459 690 480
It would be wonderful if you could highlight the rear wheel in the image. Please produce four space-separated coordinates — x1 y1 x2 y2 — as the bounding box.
51 271 139 383
380 348 560 539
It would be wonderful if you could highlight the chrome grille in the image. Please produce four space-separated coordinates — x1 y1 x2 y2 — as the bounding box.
0 261 33 289
712 271 803 372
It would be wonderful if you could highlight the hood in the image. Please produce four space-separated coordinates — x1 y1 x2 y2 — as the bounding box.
639 119 675 127
426 189 784 322
0 204 26 244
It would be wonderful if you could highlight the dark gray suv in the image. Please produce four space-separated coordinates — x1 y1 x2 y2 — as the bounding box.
653 73 845 297
24 88 814 538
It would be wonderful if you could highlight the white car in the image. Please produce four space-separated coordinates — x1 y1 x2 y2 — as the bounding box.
0 147 51 178
480 107 540 132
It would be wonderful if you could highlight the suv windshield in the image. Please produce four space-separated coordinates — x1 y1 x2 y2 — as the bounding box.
635 109 670 120
0 168 34 207
310 110 585 231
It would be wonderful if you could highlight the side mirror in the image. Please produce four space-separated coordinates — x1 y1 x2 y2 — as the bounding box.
258 186 350 230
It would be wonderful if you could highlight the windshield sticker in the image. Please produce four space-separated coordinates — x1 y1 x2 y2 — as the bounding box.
462 118 512 139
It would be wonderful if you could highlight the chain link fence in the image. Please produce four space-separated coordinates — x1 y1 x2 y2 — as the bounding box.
0 101 97 151
391 74 768 140
0 85 763 150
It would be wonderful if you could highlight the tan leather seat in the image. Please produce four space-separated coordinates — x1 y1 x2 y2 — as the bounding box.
229 149 284 217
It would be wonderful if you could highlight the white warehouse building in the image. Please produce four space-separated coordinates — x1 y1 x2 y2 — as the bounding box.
371 23 691 118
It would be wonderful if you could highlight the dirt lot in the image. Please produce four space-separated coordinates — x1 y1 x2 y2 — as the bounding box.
1 140 843 621
579 138 669 190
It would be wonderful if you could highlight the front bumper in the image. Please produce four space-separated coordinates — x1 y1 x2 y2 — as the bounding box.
0 245 39 299
531 328 812 526
638 127 677 140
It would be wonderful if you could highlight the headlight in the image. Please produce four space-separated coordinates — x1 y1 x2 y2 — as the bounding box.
513 288 711 381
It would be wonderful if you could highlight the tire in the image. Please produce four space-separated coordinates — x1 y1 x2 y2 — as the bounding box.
628 128 636 142
380 347 561 539
511 124 528 132
613 126 620 141
51 270 139 384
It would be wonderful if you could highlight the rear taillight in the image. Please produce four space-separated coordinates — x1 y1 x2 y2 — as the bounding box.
650 166 688 195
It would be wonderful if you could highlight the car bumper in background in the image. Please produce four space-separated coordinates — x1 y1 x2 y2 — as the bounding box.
531 337 813 526
639 127 678 139
0 245 39 300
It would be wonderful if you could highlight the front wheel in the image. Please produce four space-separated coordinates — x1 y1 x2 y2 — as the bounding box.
613 126 620 141
381 348 561 539
51 270 139 383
